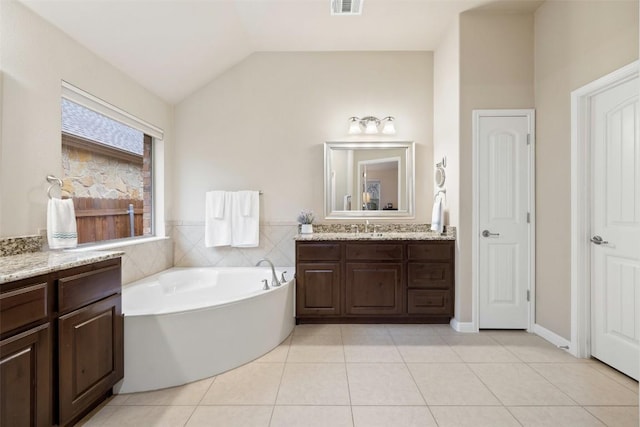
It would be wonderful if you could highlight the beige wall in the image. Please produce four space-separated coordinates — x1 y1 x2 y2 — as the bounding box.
173 52 433 224
0 0 173 237
455 11 536 323
434 16 461 317
534 0 639 339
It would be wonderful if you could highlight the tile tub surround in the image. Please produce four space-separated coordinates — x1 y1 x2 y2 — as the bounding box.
172 222 298 268
0 249 124 283
78 326 639 427
0 235 43 257
111 238 174 285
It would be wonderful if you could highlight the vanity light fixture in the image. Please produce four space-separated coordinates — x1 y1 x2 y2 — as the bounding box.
347 116 396 135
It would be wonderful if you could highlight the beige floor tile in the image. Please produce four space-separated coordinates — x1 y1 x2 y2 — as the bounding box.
287 334 345 363
276 363 350 405
101 405 196 427
585 406 640 427
530 363 639 406
430 406 520 427
200 363 284 405
433 325 472 336
106 394 130 406
385 324 442 336
442 335 521 363
293 324 342 336
352 406 437 427
408 363 501 406
393 334 463 363
347 363 425 405
341 324 391 337
508 406 605 426
589 361 640 393
270 405 353 427
343 334 403 363
469 363 576 406
185 405 272 427
490 333 583 363
124 377 213 406
76 404 118 426
255 342 291 363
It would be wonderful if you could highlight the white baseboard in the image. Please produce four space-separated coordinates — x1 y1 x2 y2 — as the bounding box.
450 318 477 333
532 323 572 353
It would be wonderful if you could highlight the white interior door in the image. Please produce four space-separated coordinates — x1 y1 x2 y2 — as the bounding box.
478 113 531 329
590 74 639 380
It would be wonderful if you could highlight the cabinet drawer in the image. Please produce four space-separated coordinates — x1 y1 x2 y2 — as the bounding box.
407 290 451 315
0 282 48 335
346 243 403 261
407 243 453 261
408 263 452 289
58 262 121 314
296 243 341 261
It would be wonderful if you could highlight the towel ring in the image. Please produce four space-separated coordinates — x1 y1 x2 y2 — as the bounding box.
46 175 63 199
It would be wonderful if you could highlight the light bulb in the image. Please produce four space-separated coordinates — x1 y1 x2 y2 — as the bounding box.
364 119 378 134
382 117 396 135
348 117 362 134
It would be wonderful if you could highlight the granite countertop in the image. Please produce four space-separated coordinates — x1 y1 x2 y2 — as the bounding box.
294 231 456 241
0 250 124 284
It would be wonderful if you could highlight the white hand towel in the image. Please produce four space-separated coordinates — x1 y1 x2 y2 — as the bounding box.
205 191 232 247
231 191 259 247
206 191 226 219
47 198 78 249
430 196 444 233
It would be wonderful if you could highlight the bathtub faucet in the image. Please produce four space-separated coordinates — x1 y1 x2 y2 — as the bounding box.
256 258 281 287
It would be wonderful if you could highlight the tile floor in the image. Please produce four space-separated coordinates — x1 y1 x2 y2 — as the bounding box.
78 324 639 427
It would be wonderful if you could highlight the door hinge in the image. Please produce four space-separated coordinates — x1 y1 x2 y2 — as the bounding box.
526 134 531 145
527 290 530 302
527 212 530 223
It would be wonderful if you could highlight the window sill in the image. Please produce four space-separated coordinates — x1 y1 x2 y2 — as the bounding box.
64 236 170 252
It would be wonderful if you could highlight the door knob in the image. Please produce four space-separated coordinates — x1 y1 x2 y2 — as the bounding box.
590 235 609 245
482 230 500 237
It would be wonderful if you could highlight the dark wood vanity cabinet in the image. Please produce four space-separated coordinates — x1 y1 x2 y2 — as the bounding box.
57 260 124 426
0 275 53 427
0 257 123 427
296 240 454 323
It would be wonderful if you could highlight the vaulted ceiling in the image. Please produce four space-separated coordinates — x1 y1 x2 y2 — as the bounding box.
21 0 539 103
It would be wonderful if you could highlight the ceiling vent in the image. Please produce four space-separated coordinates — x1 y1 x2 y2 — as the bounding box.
331 0 363 15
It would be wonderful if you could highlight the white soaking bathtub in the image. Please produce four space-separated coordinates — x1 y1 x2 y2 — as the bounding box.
115 267 295 393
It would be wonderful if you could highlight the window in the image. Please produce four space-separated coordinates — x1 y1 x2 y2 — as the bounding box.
61 98 153 244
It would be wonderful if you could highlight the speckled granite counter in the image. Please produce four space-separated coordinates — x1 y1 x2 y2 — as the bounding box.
294 230 456 241
0 250 124 284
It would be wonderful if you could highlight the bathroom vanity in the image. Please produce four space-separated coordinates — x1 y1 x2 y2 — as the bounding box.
295 231 455 324
0 252 123 427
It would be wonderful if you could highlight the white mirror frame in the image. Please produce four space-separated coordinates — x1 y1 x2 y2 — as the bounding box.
324 141 415 219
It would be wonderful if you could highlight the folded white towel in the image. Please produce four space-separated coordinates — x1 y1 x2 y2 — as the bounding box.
206 191 226 219
231 191 259 247
47 198 78 249
430 195 444 233
205 192 232 247
236 190 254 217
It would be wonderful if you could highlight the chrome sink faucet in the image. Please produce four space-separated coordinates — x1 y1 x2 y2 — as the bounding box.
256 258 281 287
365 220 370 233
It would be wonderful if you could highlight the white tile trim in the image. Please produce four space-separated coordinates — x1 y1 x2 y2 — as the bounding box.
532 323 572 353
450 317 477 333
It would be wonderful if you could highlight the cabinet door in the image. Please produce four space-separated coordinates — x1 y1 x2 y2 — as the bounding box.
346 263 403 315
407 263 453 289
58 294 123 425
0 324 51 427
296 263 341 315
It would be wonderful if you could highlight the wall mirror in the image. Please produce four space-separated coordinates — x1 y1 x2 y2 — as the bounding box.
324 141 415 219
